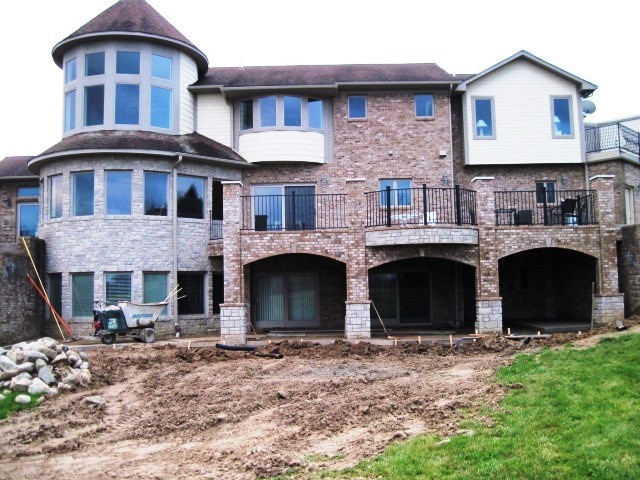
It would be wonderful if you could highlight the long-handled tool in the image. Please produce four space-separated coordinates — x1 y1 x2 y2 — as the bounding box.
370 300 388 334
26 274 75 338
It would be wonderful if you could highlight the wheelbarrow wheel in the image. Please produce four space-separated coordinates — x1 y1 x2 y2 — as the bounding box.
101 334 116 345
140 328 157 344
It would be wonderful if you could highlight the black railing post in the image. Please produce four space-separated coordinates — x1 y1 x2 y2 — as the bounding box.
617 122 622 151
542 186 549 226
385 186 392 227
454 184 462 226
422 184 427 225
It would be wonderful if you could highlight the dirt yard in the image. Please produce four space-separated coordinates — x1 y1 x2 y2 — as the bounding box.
1 323 637 480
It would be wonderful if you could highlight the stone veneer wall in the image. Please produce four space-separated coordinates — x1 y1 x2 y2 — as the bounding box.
0 239 45 345
38 155 241 337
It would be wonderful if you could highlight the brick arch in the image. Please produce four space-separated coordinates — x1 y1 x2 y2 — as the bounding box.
497 245 599 261
367 252 478 271
242 250 347 267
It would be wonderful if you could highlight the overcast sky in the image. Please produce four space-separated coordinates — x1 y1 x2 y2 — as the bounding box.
0 0 638 160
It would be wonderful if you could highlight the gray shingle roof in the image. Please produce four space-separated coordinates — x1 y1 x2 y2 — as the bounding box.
0 156 36 179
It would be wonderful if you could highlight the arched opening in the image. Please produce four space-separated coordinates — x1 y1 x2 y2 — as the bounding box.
247 253 346 331
369 258 476 332
499 248 597 331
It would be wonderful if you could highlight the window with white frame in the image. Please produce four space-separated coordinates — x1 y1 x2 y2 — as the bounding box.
473 97 495 139
105 272 131 305
49 174 63 219
85 52 105 76
84 85 104 126
115 84 140 125
379 179 412 207
72 171 94 216
65 90 76 131
65 58 77 83
348 95 367 119
551 97 573 137
239 96 324 131
116 51 140 74
415 94 434 118
105 171 132 215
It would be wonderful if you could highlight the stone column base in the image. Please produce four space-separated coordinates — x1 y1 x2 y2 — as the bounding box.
220 303 248 345
592 294 625 325
345 301 371 339
476 297 502 333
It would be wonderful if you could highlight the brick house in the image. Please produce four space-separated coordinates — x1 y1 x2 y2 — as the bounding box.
1 0 638 344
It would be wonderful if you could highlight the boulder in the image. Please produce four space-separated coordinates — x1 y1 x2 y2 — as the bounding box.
51 353 68 365
57 382 74 392
28 378 51 395
38 366 57 386
0 356 18 372
14 394 31 404
15 372 33 381
24 351 48 363
39 338 58 350
67 354 80 366
62 373 79 387
78 370 92 386
26 343 57 360
35 359 47 371
0 347 6 356
73 358 83 368
12 378 32 393
11 342 28 351
16 362 35 374
0 370 18 381
83 395 105 406
79 362 90 370
79 352 89 362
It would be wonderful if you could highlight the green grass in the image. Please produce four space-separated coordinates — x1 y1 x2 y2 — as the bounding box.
0 391 40 419
312 334 640 480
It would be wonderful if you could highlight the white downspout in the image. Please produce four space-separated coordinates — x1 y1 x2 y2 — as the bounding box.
172 154 183 336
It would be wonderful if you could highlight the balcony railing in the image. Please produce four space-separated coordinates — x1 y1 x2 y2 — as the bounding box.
585 123 640 157
494 189 597 226
241 193 347 231
365 185 477 227
210 215 223 240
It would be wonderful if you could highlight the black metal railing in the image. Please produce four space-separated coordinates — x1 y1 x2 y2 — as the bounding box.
210 213 223 240
585 123 640 156
494 188 597 226
364 185 477 227
241 193 347 231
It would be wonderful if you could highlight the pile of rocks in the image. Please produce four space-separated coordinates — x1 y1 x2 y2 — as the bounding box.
0 337 91 400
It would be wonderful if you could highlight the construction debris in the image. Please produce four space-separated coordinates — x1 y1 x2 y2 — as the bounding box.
0 337 91 399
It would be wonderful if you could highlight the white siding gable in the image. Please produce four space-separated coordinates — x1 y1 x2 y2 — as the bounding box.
463 59 584 165
195 93 232 147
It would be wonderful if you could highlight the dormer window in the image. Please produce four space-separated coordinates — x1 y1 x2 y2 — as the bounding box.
116 51 140 74
85 52 105 76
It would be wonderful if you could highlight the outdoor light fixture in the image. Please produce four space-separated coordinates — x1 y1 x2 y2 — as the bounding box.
561 176 568 187
442 174 449 186
2 197 12 207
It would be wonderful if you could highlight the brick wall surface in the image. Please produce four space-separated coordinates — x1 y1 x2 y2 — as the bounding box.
619 225 640 316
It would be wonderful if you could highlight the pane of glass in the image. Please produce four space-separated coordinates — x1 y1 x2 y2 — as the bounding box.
284 96 301 126
474 99 493 137
415 94 434 117
18 186 39 197
19 204 39 237
288 274 316 323
547 182 556 203
177 175 204 219
348 95 366 119
260 96 276 127
144 272 168 314
84 85 104 126
152 54 172 79
85 52 105 76
48 274 62 317
240 100 253 130
106 171 132 215
105 273 132 305
553 98 572 135
211 273 223 314
65 90 76 131
151 86 172 128
308 98 323 129
369 273 397 320
116 51 140 74
254 275 285 325
396 179 412 206
49 175 62 219
285 186 315 230
253 186 282 230
72 171 94 216
144 172 168 215
65 58 76 83
379 179 393 206
177 273 204 315
115 84 140 124
72 274 93 317
399 272 430 324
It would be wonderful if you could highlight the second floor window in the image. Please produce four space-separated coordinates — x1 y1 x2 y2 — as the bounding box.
106 171 132 215
116 51 140 75
84 85 105 126
260 96 277 127
379 179 411 207
348 95 367 119
415 94 434 118
177 175 205 219
536 181 556 204
552 97 573 137
240 96 324 131
85 52 105 76
49 175 63 219
144 171 168 216
473 97 495 139
115 84 140 125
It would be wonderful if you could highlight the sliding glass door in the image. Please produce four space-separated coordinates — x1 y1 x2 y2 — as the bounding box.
253 273 319 328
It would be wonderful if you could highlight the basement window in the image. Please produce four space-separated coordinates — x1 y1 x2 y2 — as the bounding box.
72 273 94 317
105 272 132 305
178 272 205 315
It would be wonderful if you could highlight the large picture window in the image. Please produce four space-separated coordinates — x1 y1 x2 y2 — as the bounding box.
106 171 132 215
72 273 93 317
49 175 63 219
144 172 168 216
177 272 205 315
105 272 132 305
72 172 94 216
177 175 204 219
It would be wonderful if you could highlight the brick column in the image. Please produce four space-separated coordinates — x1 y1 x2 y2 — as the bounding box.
472 176 502 333
590 175 625 325
344 178 370 339
220 181 248 344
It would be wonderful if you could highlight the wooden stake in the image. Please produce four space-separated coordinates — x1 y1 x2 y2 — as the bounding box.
507 328 511 336
418 336 422 344
394 339 398 347
578 331 582 335
449 335 454 347
188 341 191 350
537 331 541 336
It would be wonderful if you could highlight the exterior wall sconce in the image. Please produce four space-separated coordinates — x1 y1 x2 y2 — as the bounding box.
442 174 449 186
560 176 568 187
2 197 12 207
